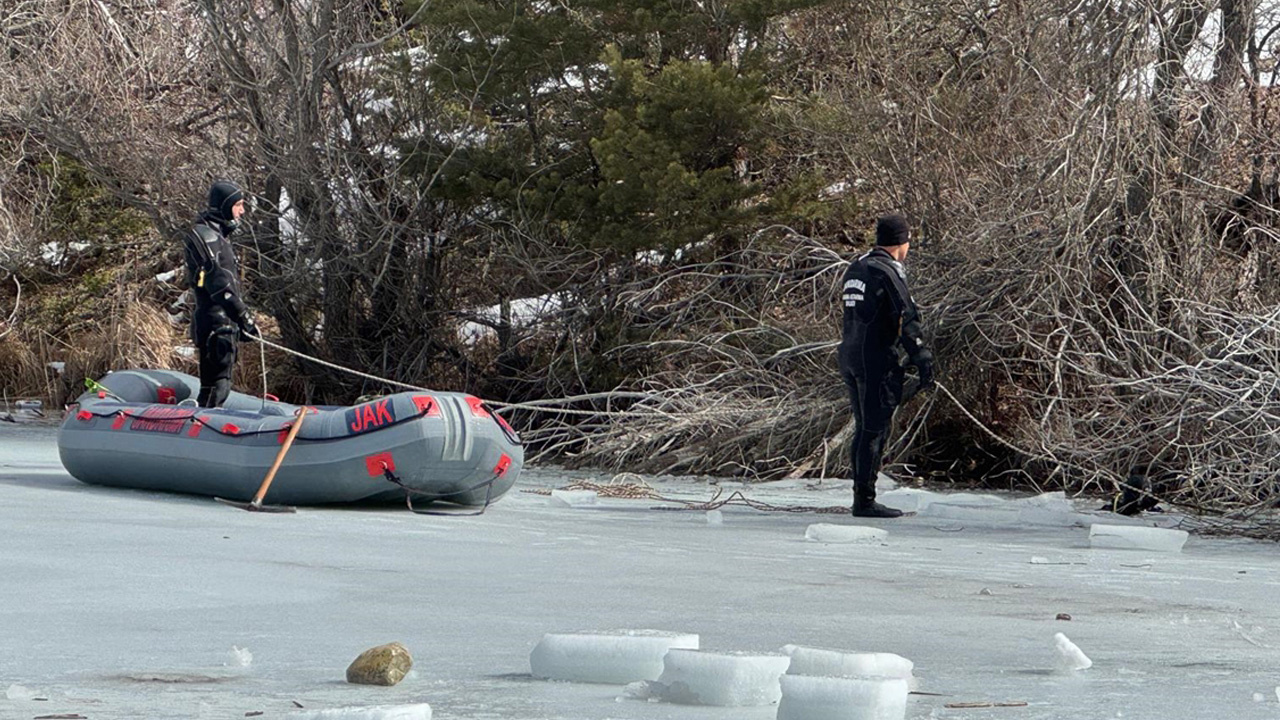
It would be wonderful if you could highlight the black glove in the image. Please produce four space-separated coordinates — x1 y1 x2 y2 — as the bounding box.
915 349 935 393
238 313 259 342
899 377 921 404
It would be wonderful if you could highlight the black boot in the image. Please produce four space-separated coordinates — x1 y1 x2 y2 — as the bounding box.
852 495 904 518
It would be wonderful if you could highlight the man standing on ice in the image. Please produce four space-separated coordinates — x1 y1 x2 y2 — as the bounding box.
182 181 258 408
838 214 934 518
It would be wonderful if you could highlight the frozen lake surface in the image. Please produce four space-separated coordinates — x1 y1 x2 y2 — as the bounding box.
2 423 1278 719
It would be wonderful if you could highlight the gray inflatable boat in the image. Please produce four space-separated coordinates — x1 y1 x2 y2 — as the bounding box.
58 369 523 508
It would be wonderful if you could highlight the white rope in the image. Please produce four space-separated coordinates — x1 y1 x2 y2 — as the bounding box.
259 330 268 412
246 333 1034 446
243 332 656 416
248 332 433 393
242 334 1078 474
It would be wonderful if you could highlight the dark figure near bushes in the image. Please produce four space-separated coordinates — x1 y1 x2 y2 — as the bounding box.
1106 465 1177 516
182 181 258 408
838 214 934 518
1213 179 1280 256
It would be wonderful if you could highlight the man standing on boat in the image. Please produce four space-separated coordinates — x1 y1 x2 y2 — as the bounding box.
838 214 934 518
182 181 258 408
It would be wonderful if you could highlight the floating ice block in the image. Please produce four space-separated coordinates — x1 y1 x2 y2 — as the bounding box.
804 524 888 544
776 674 909 720
656 649 791 706
918 496 1018 525
875 488 932 513
548 489 598 507
1010 491 1080 526
783 645 913 681
530 629 698 683
5 684 38 701
1089 524 1188 553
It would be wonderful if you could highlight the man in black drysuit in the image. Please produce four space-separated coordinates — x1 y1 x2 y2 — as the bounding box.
182 181 258 408
838 214 934 518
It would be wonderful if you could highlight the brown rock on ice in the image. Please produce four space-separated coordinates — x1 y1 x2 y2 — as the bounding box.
346 642 413 686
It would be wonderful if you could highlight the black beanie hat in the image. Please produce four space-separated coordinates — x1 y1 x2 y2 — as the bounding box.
207 181 245 222
875 214 911 247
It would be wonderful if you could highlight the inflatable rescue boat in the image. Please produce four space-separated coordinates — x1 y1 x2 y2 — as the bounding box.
58 369 523 507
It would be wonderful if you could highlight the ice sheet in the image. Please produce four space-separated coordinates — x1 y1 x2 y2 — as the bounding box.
1 424 1278 719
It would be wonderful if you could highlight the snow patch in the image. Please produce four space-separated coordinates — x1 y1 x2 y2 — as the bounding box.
820 181 850 199
459 294 565 345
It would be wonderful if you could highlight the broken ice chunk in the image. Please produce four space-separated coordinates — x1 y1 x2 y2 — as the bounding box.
804 524 888 544
656 649 791 706
776 674 909 720
548 489 598 507
1089 524 1188 553
782 645 914 683
530 629 698 684
5 684 37 701
1055 632 1092 671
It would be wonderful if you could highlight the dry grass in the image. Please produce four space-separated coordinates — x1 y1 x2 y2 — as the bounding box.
0 333 45 401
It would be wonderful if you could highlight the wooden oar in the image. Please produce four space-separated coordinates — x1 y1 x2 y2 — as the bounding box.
216 407 306 513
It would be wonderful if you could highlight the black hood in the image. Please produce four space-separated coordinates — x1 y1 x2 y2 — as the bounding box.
206 181 245 230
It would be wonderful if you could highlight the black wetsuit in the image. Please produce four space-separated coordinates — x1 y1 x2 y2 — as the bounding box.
838 248 933 507
183 211 251 408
